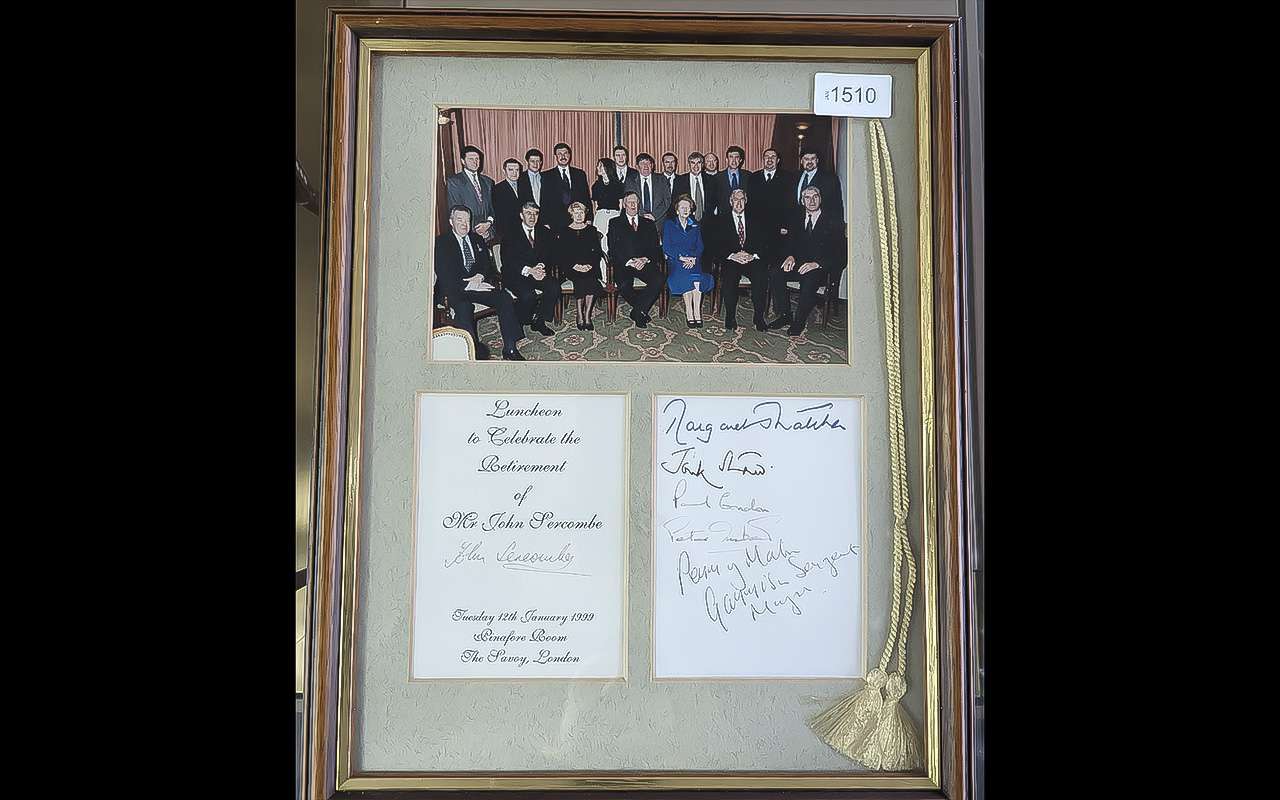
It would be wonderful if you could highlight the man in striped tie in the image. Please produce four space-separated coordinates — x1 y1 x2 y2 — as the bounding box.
674 152 718 224
434 206 526 360
712 189 771 331
444 145 497 240
608 191 664 328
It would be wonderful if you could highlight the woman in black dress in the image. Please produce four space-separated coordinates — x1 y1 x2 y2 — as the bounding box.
591 156 624 253
592 156 625 215
557 201 607 330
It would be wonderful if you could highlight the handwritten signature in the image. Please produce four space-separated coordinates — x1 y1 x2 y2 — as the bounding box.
660 397 847 446
672 480 770 514
704 575 809 632
495 541 590 576
659 447 724 489
443 540 485 568
662 514 780 543
720 450 767 476
789 542 860 578
672 540 857 631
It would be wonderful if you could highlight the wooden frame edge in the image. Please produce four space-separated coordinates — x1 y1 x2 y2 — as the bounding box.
306 10 971 800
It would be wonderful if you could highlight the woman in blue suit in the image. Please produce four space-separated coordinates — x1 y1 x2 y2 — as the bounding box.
663 194 713 327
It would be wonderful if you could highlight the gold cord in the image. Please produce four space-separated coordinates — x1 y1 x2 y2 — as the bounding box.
808 120 922 771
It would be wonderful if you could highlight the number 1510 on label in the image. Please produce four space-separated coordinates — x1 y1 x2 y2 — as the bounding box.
812 73 893 118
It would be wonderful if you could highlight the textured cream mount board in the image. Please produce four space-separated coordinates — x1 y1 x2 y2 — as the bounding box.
353 51 923 772
411 392 628 680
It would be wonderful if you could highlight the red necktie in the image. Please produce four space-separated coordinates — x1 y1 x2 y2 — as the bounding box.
527 229 535 247
631 217 637 232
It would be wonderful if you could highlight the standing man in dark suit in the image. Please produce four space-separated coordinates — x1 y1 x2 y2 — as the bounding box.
714 146 753 218
500 203 560 336
445 145 497 240
659 153 680 212
674 152 716 224
492 158 525 240
540 142 593 228
608 190 665 328
767 186 847 337
518 149 545 209
791 147 844 224
703 151 720 180
610 145 639 187
434 205 525 360
625 153 671 228
752 147 795 238
712 188 772 331
517 149 554 235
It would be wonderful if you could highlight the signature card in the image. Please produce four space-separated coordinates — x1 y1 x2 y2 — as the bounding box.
412 392 628 680
652 395 865 679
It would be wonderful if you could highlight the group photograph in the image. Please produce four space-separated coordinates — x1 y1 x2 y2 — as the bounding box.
431 107 853 364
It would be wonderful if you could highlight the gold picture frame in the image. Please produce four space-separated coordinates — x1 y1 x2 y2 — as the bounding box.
304 8 973 798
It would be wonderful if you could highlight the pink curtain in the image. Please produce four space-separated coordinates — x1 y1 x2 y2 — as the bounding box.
455 109 614 180
623 112 777 171
452 109 779 177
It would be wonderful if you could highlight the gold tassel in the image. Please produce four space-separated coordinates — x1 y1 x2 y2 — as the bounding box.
809 668 887 756
847 672 924 771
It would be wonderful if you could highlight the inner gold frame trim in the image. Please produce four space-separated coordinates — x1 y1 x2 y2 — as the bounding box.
311 9 965 799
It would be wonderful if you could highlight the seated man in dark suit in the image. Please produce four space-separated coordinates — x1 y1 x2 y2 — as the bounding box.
608 190 665 328
711 188 772 331
491 158 525 240
500 202 560 336
434 205 525 360
767 186 847 337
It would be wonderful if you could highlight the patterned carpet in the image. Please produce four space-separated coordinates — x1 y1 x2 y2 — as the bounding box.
475 294 848 364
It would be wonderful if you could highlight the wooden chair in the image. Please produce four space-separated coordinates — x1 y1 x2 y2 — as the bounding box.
602 250 618 322
781 266 840 329
611 252 667 321
706 254 771 320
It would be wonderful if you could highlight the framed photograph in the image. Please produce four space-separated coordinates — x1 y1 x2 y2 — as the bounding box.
304 8 974 799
